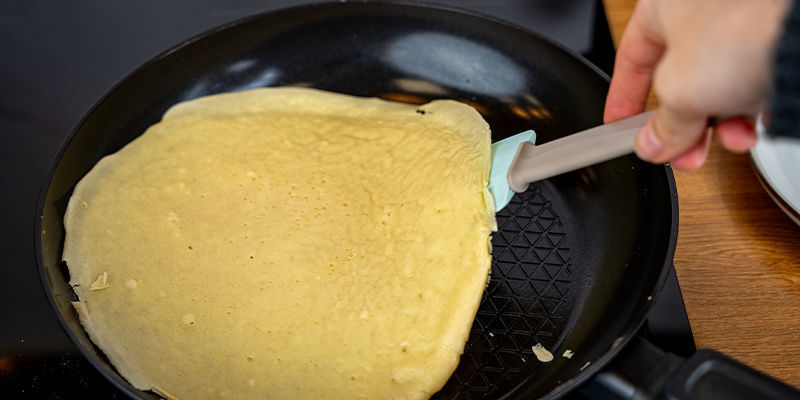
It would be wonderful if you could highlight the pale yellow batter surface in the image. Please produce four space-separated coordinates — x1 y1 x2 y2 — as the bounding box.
63 87 495 399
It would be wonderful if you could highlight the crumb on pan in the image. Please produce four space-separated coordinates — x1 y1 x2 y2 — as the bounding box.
532 343 554 362
89 272 109 291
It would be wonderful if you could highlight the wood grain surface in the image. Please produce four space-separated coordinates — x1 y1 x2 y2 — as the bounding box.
603 0 800 389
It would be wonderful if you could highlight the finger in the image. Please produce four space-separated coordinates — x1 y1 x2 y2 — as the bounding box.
669 129 712 171
634 106 708 163
714 117 757 153
604 4 666 123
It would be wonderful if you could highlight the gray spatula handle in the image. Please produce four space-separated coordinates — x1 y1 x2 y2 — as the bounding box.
507 110 656 193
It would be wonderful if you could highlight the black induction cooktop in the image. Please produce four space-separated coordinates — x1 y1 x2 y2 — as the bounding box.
0 1 692 398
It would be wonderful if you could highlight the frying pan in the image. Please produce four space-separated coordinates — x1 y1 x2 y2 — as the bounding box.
34 2 799 399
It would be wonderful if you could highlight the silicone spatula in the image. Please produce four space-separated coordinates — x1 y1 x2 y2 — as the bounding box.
489 110 654 211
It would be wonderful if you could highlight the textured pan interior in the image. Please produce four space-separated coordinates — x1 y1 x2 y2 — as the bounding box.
35 3 677 400
435 184 583 399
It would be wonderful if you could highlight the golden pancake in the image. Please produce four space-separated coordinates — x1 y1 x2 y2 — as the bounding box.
63 87 495 399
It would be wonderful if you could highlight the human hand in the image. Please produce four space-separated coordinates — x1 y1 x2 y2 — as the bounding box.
604 0 791 170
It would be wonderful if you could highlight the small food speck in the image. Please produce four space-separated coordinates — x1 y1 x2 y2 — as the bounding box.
415 109 426 115
580 361 591 371
562 350 574 359
532 343 554 362
488 332 494 337
89 272 109 291
125 279 139 289
182 313 196 325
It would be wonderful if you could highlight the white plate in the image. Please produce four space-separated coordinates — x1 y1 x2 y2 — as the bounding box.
751 119 800 226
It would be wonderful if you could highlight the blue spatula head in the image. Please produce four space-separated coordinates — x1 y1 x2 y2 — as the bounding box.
489 130 536 212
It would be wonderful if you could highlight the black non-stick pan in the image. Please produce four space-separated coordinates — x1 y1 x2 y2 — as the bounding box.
34 2 800 399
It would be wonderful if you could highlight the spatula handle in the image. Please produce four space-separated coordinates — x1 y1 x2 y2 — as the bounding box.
507 110 655 192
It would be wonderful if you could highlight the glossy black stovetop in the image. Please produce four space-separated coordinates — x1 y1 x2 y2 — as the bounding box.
0 1 692 398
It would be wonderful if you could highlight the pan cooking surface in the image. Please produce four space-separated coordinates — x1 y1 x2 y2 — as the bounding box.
437 183 582 398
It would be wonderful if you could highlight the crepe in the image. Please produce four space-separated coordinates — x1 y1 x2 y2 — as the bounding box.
63 87 495 399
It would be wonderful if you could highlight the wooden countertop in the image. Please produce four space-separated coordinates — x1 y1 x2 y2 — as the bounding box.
604 0 800 388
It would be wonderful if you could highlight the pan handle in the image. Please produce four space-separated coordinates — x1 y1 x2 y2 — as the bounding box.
581 335 800 400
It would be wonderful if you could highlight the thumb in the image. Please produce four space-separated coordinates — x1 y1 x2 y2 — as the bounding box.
635 106 709 164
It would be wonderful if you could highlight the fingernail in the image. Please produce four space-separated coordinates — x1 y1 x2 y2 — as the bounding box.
636 123 663 160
